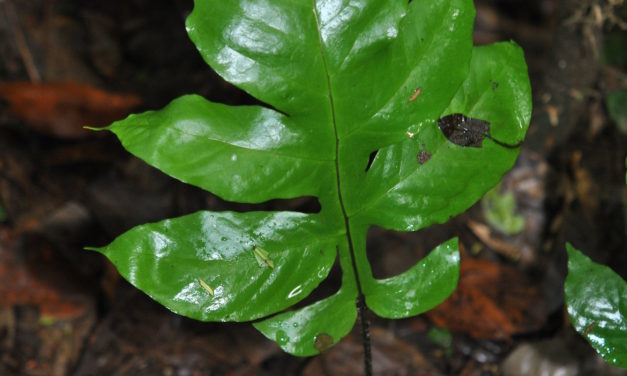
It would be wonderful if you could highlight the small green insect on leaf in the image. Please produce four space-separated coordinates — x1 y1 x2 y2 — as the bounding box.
198 278 214 296
253 246 274 269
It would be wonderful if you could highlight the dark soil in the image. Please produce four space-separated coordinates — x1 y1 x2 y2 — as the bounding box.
1 0 626 375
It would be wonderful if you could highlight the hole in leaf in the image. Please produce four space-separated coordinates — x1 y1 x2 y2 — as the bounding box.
365 150 378 172
208 195 322 214
366 222 458 279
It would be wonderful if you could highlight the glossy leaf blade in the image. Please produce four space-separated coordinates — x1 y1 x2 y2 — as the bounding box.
565 243 627 369
186 0 329 117
107 95 334 203
357 42 531 232
366 238 459 319
254 289 357 356
94 211 338 321
321 0 474 140
98 0 532 354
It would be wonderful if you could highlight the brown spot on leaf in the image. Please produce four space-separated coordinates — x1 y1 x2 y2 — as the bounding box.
408 87 422 102
417 143 431 165
314 333 334 353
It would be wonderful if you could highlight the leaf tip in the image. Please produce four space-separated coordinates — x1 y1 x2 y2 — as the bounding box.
565 242 579 259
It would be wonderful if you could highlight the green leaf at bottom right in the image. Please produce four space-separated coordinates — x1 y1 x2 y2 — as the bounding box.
565 243 627 369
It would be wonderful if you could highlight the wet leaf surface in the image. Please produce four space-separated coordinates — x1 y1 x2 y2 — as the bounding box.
0 0 625 374
565 243 627 369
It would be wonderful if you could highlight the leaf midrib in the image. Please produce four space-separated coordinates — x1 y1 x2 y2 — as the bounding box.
312 0 363 297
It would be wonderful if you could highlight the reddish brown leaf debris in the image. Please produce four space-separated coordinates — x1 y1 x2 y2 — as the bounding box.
426 258 546 340
0 81 141 139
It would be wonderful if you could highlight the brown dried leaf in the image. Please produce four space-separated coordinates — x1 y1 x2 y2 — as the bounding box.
0 82 141 139
426 258 545 340
0 241 92 320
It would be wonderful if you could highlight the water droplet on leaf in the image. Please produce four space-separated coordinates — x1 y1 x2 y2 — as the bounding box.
276 330 289 346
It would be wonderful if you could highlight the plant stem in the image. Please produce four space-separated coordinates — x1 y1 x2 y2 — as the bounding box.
312 2 373 373
357 294 372 376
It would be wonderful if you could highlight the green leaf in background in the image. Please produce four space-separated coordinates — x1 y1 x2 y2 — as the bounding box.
427 326 453 357
565 243 627 369
603 30 627 67
92 0 531 356
607 89 627 135
481 183 525 235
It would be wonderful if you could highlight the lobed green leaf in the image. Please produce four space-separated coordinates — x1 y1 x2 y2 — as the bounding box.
95 211 339 321
94 0 532 355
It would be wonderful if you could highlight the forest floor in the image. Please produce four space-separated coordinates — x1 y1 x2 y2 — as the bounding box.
0 0 626 375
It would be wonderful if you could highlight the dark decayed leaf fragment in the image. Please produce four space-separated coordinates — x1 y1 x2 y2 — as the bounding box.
438 113 523 148
438 113 490 148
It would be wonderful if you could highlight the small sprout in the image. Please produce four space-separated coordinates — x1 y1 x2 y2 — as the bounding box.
198 278 214 296
253 246 275 269
409 87 423 102
407 131 415 138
